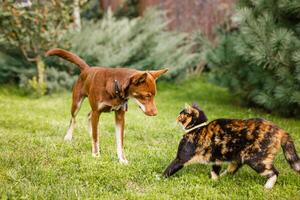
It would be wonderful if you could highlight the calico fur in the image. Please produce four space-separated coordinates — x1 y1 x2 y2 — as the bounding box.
163 104 300 189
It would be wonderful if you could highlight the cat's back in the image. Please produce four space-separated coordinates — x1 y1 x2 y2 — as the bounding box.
212 118 273 129
206 118 281 137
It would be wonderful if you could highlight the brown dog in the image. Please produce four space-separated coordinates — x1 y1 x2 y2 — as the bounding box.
46 48 168 164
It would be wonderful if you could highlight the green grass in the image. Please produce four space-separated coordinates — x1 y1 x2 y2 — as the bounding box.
0 76 300 199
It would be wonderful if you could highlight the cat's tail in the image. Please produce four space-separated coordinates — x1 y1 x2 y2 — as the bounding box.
281 133 300 174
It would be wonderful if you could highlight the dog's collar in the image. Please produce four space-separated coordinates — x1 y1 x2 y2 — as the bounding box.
184 122 208 133
114 79 122 97
114 80 128 112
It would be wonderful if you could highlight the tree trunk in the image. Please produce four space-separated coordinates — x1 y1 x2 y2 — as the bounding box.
73 0 81 31
28 56 46 96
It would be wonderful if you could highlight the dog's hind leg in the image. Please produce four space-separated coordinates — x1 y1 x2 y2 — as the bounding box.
64 79 85 141
115 109 128 164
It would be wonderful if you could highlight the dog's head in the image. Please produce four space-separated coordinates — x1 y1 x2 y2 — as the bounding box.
176 103 207 129
127 69 168 116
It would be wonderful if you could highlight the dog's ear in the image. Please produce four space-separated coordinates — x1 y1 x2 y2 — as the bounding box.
131 72 148 85
149 68 168 80
121 72 147 94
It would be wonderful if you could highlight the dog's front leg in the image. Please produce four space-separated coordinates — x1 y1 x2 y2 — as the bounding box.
91 110 100 157
115 109 128 164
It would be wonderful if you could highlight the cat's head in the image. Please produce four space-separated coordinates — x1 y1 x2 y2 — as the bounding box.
176 103 207 129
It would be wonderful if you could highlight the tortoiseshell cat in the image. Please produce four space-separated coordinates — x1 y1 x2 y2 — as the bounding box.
163 104 300 189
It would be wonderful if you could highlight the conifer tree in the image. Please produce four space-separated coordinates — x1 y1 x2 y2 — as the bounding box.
206 0 300 116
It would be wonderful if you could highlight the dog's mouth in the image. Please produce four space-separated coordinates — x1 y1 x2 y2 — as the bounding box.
143 107 157 116
144 110 157 116
134 98 157 116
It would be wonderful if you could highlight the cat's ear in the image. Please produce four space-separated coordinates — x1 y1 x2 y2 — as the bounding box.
184 103 192 111
185 103 190 109
192 102 200 109
185 103 194 114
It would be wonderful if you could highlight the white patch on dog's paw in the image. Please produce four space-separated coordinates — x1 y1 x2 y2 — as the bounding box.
119 158 129 165
65 118 75 141
92 152 100 158
64 132 73 141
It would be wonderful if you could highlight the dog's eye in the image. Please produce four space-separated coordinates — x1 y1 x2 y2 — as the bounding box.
133 93 142 98
144 94 152 99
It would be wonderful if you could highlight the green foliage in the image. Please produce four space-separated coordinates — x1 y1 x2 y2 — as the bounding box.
0 46 34 84
19 67 77 95
81 0 139 20
115 0 139 19
45 67 78 93
206 0 300 117
69 8 201 80
0 0 72 96
27 58 46 96
0 0 72 56
81 0 103 20
0 76 300 198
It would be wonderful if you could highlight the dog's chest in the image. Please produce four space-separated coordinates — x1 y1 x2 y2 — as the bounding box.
111 101 128 112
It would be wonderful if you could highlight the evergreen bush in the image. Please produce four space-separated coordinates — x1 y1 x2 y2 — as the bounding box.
206 0 300 117
0 46 33 84
0 0 72 96
69 8 201 80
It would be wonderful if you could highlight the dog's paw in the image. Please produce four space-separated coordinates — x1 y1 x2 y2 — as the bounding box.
92 152 100 158
64 133 73 141
119 158 129 165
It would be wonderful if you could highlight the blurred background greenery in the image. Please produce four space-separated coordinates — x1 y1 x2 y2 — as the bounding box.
0 0 299 117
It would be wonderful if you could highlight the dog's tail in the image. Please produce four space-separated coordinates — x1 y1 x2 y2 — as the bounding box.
281 132 300 174
46 48 89 72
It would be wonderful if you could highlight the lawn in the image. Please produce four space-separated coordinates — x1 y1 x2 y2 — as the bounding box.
0 76 299 199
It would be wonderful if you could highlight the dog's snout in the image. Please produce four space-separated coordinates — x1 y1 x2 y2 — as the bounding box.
145 111 157 116
145 108 157 116
151 108 158 116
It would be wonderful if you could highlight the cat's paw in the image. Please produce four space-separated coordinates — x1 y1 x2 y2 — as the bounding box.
210 171 219 180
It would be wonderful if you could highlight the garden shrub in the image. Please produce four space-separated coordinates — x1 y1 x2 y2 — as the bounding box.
0 6 201 93
69 8 201 80
0 0 72 96
0 47 33 84
206 0 300 117
45 67 78 93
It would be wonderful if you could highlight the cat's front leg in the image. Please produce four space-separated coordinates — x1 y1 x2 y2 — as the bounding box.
210 165 222 180
163 137 197 177
220 162 242 177
163 159 184 177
